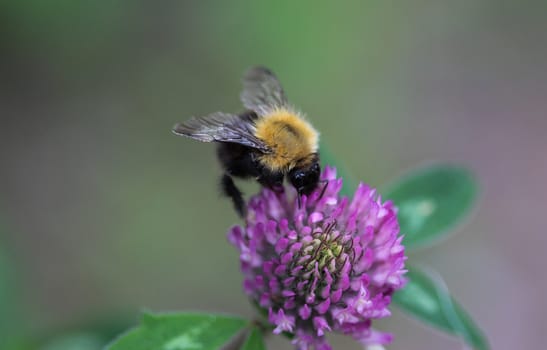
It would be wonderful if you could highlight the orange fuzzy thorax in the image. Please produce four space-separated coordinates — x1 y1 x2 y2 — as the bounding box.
254 107 319 172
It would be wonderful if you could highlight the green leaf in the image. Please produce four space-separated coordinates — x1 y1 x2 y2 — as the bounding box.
383 165 478 249
393 266 489 350
106 312 249 350
241 326 266 350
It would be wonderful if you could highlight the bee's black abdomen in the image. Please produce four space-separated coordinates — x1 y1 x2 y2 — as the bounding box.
220 173 245 218
216 142 260 178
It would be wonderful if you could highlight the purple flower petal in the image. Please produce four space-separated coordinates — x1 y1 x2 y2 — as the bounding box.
316 298 331 314
298 304 311 320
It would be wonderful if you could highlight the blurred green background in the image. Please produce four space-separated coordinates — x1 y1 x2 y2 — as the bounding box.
1 1 546 349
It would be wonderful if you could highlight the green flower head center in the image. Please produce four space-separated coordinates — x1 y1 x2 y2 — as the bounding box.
302 228 347 273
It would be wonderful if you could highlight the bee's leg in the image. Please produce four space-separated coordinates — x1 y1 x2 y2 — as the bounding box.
220 173 246 218
257 169 284 193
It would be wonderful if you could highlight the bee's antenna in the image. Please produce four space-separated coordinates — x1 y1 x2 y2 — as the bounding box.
318 180 329 201
297 193 302 210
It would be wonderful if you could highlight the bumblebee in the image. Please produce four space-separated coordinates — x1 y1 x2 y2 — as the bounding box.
173 66 321 217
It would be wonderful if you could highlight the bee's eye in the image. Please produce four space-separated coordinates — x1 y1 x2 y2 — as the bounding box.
291 170 306 187
289 164 320 196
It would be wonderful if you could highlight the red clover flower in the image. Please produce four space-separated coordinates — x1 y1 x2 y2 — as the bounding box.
228 166 407 349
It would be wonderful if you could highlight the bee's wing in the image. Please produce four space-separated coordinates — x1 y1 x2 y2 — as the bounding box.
240 66 288 116
172 112 271 153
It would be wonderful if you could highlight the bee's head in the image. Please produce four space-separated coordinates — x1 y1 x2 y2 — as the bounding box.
289 161 321 196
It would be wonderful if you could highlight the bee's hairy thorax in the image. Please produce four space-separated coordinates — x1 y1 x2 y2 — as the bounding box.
254 108 319 172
